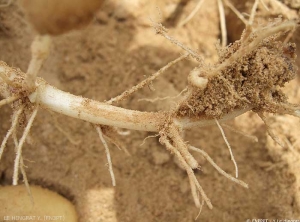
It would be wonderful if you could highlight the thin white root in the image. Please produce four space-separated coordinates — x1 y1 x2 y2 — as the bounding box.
26 35 51 90
153 23 203 63
50 113 81 145
104 134 131 156
161 137 212 209
215 119 239 178
13 106 38 185
283 137 299 157
218 0 227 47
0 106 23 161
100 126 131 156
195 198 205 220
249 0 260 26
107 53 188 104
260 0 269 11
138 97 172 103
0 95 19 108
178 0 205 27
269 0 296 20
138 87 187 103
223 0 248 25
169 125 199 169
283 30 295 44
222 123 258 142
190 175 201 208
20 157 34 205
257 113 285 148
19 157 33 204
13 133 33 204
53 123 81 145
95 126 116 186
140 133 160 146
189 146 248 188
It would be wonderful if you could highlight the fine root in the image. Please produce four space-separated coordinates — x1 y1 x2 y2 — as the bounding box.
0 95 19 108
101 126 131 156
140 133 160 146
168 125 199 169
259 0 269 11
0 102 33 202
283 137 299 157
215 119 239 178
107 53 189 104
222 123 258 143
223 0 248 25
217 0 227 47
195 198 205 220
270 0 297 20
104 135 131 156
160 136 212 209
178 0 206 27
177 0 260 47
138 88 188 103
0 106 23 161
13 133 33 204
189 146 248 188
49 112 81 145
257 113 285 148
249 0 260 26
13 106 38 185
95 125 116 186
19 156 33 203
153 22 203 63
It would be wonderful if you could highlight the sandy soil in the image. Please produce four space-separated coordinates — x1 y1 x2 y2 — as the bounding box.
0 0 300 221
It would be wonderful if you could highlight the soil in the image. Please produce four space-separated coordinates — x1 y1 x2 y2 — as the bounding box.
0 0 300 221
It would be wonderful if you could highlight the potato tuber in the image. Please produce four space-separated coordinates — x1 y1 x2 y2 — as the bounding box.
19 0 104 35
0 185 77 222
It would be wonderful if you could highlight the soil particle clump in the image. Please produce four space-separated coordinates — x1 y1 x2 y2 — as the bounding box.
177 37 297 119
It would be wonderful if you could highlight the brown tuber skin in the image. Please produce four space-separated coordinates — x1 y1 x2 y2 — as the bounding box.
19 0 104 35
